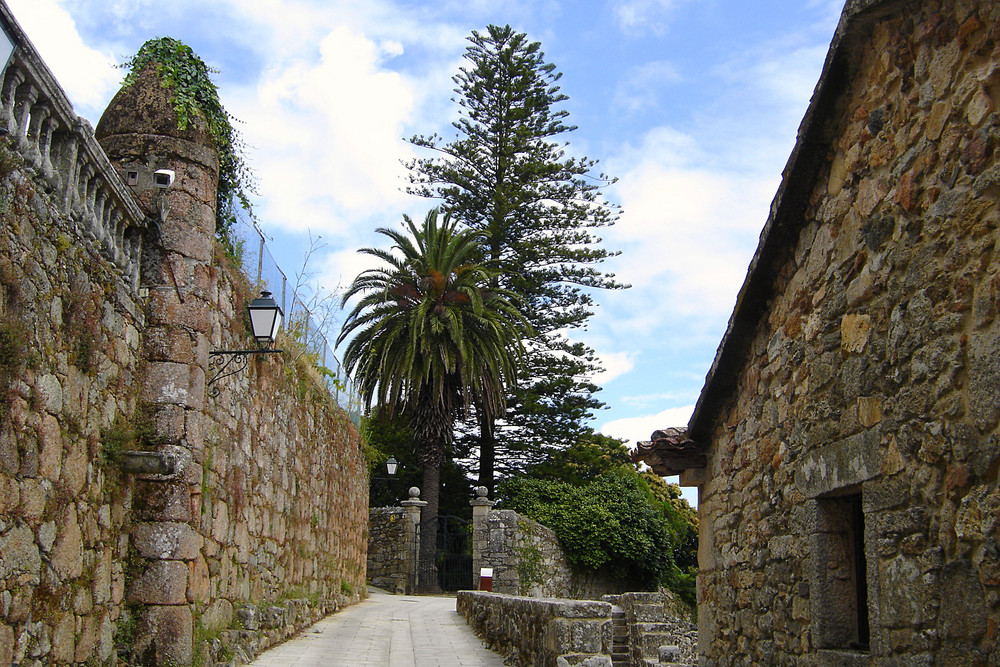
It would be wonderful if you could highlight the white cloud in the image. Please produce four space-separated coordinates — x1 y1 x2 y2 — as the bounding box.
590 350 634 385
602 126 775 330
7 0 121 116
229 25 420 236
614 60 683 114
599 404 693 446
612 0 689 34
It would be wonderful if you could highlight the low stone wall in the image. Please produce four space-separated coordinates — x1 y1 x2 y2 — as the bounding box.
474 510 633 599
457 590 612 666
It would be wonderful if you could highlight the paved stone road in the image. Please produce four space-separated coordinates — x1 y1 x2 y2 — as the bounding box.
247 587 507 666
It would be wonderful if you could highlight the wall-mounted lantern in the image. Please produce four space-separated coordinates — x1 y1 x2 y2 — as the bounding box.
247 290 283 349
208 290 284 394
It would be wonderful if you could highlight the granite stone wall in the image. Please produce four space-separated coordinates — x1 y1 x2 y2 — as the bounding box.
695 1 1000 663
0 151 144 666
0 3 369 664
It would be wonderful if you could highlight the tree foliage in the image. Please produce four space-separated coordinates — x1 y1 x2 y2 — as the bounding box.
497 435 698 605
405 25 626 489
122 37 256 239
498 470 675 590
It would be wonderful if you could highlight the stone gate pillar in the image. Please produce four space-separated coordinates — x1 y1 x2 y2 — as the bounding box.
470 486 495 590
96 64 219 666
400 487 427 595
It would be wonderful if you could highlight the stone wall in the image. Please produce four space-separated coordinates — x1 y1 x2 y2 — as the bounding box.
694 0 1000 664
474 509 634 600
0 3 148 662
0 152 143 665
457 591 614 666
0 3 369 664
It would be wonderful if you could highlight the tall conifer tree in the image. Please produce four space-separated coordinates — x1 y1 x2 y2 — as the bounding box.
405 24 625 492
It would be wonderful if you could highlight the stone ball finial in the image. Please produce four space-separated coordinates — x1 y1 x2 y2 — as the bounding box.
408 487 420 500
475 486 489 498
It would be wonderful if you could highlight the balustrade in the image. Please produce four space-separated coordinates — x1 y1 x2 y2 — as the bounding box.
0 3 145 291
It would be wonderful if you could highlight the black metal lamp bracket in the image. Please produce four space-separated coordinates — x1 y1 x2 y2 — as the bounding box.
208 349 283 396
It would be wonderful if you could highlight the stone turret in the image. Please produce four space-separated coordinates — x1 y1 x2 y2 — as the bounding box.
96 63 219 667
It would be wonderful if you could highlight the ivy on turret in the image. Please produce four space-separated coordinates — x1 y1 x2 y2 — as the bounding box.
121 37 256 241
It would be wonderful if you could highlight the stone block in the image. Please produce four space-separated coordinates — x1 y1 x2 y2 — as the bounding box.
51 610 76 663
136 604 193 667
135 481 192 521
74 612 102 663
147 289 211 333
145 327 199 364
547 618 604 653
37 413 63 481
840 313 872 353
857 396 883 427
60 436 89 495
127 559 189 605
557 655 612 667
141 361 205 409
0 623 13 667
188 554 211 602
132 521 203 560
556 600 611 619
35 373 63 414
50 505 84 579
0 524 41 580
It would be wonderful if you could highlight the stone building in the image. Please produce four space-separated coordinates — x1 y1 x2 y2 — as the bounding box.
635 0 1000 663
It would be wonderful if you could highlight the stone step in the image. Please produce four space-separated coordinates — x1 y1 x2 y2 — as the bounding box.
629 603 667 623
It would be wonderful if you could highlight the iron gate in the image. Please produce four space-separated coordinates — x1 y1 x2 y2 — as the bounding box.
416 515 473 592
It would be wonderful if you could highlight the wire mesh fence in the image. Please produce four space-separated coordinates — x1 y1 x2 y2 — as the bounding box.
228 214 362 422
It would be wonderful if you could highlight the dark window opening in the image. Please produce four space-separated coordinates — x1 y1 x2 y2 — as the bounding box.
851 495 869 650
811 492 870 652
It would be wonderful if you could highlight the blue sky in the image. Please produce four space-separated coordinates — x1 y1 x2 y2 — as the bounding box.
10 0 844 500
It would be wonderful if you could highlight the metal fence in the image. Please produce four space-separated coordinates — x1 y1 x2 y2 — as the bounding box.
229 214 362 422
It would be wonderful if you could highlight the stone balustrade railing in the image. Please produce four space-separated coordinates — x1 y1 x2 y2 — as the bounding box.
0 3 145 291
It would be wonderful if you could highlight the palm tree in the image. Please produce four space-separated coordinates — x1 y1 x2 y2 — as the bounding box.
338 209 529 591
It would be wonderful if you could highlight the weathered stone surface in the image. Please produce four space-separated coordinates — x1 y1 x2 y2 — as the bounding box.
132 522 203 560
0 623 13 667
141 361 205 409
50 506 83 579
0 525 41 579
458 591 613 666
135 481 191 521
692 2 1000 664
137 605 193 667
0 15 369 667
127 559 189 605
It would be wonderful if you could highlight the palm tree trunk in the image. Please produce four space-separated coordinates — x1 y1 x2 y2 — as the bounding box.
418 457 441 593
477 412 496 496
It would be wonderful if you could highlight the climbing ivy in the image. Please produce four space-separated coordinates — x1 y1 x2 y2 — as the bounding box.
121 37 256 241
